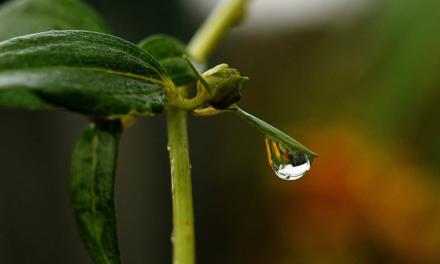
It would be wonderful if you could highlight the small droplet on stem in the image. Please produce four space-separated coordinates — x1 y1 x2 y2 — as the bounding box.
265 137 311 180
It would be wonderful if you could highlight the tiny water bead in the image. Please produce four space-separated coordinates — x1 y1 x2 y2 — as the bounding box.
265 137 311 180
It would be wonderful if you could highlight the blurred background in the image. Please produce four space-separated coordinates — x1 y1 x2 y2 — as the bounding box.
0 0 439 263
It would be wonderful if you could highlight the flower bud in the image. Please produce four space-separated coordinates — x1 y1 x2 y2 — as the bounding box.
200 64 249 110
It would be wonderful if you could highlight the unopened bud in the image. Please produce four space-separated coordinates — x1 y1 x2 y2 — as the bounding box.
200 64 249 110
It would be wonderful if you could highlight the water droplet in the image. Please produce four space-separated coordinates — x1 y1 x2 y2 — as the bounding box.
265 137 311 180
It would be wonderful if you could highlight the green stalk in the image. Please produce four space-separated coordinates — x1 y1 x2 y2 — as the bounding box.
166 107 194 264
166 1 248 264
187 0 247 62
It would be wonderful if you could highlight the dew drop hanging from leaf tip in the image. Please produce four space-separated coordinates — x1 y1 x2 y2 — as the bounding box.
264 137 311 180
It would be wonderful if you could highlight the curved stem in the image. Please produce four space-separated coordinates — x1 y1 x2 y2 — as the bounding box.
166 1 248 264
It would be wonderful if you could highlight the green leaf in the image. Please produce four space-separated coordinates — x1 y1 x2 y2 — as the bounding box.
138 34 204 86
70 120 122 264
0 0 108 41
230 106 318 158
0 30 171 118
0 88 56 109
139 34 187 61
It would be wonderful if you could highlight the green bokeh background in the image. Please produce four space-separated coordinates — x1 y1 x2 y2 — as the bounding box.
0 0 439 263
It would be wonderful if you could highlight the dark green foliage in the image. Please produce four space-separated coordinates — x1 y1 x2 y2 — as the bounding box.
0 30 169 118
0 0 108 41
139 35 200 86
0 1 318 263
0 88 56 109
70 120 122 264
139 34 187 61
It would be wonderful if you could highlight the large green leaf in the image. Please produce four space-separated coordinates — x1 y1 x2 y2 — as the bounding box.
139 34 202 87
70 120 122 264
0 30 172 118
0 0 108 41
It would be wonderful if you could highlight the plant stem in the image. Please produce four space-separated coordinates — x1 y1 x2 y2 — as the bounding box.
166 1 248 264
167 106 194 264
188 0 247 62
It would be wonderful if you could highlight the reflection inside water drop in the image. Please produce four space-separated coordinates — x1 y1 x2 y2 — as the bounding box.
265 137 311 180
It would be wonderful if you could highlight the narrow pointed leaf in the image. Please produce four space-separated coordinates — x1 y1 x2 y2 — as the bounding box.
138 34 205 86
0 0 108 41
230 106 318 157
70 120 122 264
0 30 171 117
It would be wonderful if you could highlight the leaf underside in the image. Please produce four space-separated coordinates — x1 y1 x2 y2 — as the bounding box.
0 30 170 117
70 120 122 264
